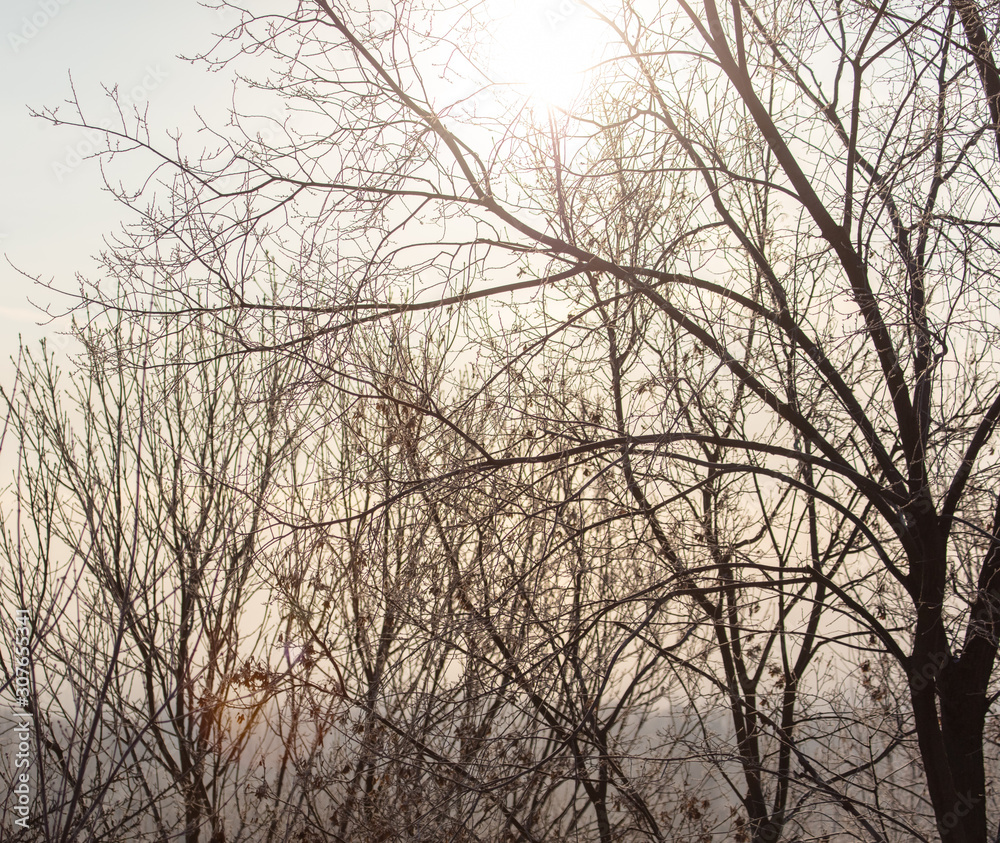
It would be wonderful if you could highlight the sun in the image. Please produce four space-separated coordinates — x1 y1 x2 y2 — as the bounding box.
486 0 610 111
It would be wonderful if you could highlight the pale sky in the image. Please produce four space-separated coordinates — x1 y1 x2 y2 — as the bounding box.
1 0 235 368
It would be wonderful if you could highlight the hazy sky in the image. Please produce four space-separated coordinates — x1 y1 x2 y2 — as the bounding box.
1 0 234 368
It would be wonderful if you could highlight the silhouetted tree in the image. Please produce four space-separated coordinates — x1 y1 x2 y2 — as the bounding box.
18 0 1000 840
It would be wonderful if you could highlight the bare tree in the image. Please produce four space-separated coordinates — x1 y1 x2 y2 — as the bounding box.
18 0 1000 840
0 316 314 843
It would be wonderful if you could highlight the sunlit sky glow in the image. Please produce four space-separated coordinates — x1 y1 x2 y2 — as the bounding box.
1 0 228 367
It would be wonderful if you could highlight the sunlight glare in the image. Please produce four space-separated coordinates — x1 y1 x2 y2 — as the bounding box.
486 0 609 111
